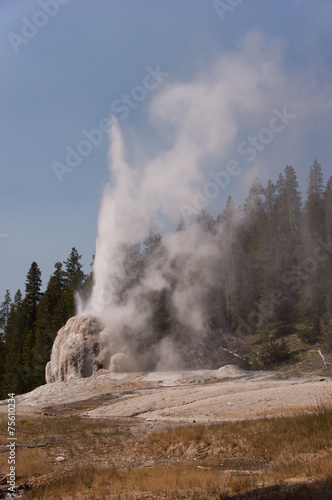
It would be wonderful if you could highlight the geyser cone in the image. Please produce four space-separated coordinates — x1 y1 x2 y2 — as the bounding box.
46 315 139 383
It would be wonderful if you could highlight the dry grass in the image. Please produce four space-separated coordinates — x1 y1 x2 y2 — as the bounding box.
0 402 331 499
0 447 51 477
142 403 332 461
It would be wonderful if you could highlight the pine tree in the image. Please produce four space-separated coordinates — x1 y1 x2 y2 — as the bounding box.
24 262 42 326
300 160 326 337
196 210 217 233
32 262 66 387
274 166 302 324
80 256 94 304
258 179 278 305
47 262 67 332
21 262 42 391
305 159 325 239
323 176 332 323
283 165 302 242
234 178 264 329
64 248 85 288
325 176 332 246
0 290 12 341
2 291 25 396
49 261 65 302
63 248 86 318
0 291 12 390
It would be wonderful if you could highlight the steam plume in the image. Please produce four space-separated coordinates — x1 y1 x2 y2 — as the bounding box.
79 32 330 370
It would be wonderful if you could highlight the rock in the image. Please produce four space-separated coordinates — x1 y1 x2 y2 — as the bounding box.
213 364 248 379
45 315 139 383
56 456 66 462
45 315 104 383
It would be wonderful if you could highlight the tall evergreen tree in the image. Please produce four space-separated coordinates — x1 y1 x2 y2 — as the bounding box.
274 166 302 323
259 179 278 304
63 248 86 317
80 256 94 304
64 248 85 288
0 290 12 341
24 262 42 326
234 178 264 328
325 176 332 246
21 262 42 391
32 262 65 387
48 261 67 332
0 291 12 389
196 210 218 233
283 166 302 243
323 176 332 321
305 159 325 239
300 160 326 336
2 290 25 396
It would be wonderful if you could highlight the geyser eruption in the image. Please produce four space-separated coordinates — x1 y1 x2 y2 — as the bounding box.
79 34 286 373
79 117 219 372
47 32 325 381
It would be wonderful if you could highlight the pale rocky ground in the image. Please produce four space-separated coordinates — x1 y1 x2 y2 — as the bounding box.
1 365 331 422
24 314 330 423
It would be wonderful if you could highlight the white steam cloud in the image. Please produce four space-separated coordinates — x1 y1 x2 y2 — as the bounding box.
79 32 331 371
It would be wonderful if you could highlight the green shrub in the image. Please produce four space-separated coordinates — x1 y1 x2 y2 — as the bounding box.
260 336 291 366
298 327 320 345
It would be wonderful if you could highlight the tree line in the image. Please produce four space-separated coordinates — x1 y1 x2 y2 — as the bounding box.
119 160 332 369
0 248 90 396
0 160 331 396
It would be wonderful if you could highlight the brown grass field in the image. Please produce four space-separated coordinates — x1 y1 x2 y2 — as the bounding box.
0 397 331 499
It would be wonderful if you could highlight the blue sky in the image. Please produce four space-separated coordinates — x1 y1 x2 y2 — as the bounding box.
0 0 331 301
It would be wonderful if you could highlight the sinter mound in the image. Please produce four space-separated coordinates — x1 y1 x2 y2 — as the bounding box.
45 315 137 383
